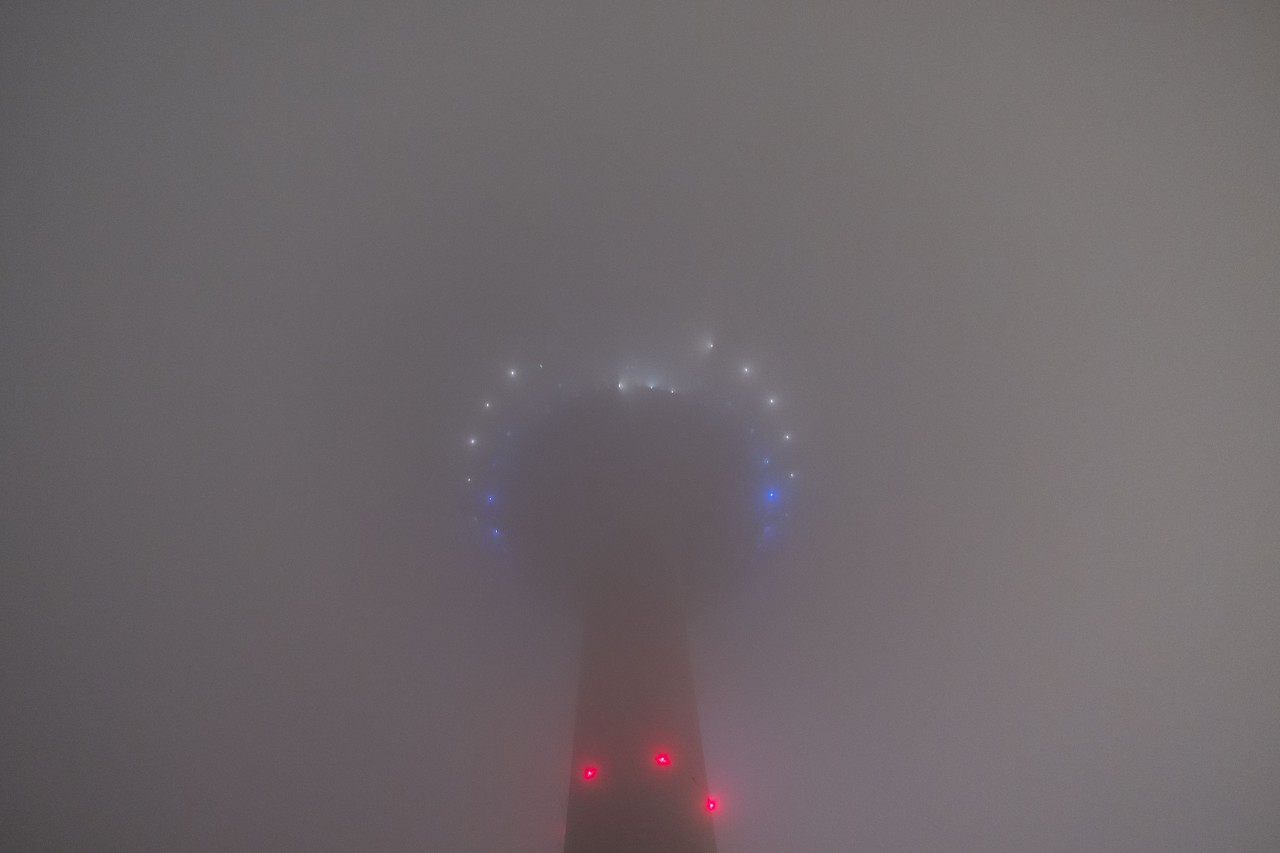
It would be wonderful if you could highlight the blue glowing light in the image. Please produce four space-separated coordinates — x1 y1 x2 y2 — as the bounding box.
765 488 779 502
486 494 495 503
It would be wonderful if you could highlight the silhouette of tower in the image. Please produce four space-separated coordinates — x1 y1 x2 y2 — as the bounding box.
464 354 793 852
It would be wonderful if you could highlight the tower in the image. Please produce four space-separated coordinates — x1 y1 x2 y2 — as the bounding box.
463 353 793 852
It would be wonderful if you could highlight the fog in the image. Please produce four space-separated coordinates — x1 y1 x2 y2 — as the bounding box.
2 2 1278 850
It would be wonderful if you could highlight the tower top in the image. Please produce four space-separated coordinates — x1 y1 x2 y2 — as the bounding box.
504 388 755 606
459 342 798 608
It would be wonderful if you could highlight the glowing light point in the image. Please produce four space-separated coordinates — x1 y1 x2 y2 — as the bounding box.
766 489 778 501
783 433 792 441
582 766 598 781
789 472 796 478
486 494 495 503
741 365 751 375
468 437 477 446
705 797 718 812
484 401 491 408
768 397 777 406
508 369 518 378
654 753 671 766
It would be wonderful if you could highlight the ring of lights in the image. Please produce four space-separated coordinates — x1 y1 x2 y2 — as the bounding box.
460 340 796 605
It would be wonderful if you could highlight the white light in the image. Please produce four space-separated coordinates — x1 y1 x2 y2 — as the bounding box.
783 433 792 441
484 401 491 409
768 397 777 406
742 365 751 374
468 437 477 445
466 477 472 483
508 369 517 378
705 340 715 350
647 382 655 389
789 472 796 478
618 381 625 390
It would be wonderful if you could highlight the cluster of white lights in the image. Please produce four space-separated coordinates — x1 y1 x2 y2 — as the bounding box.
462 338 798 550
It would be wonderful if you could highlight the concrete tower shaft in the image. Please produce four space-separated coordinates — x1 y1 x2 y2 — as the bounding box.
564 549 716 853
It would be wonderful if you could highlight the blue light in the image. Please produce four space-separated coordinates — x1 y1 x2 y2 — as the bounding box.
765 488 779 502
491 528 501 537
486 494 495 503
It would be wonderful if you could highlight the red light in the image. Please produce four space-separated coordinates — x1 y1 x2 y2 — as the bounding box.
654 753 671 766
705 797 718 812
582 766 597 780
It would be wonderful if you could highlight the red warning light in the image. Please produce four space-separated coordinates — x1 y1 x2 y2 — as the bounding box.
705 797 718 812
582 766 598 780
654 753 671 766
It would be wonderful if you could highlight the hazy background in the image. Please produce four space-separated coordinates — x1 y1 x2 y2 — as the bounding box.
3 2 1277 850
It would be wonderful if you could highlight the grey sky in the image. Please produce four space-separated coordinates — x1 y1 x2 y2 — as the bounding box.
3 2 1278 851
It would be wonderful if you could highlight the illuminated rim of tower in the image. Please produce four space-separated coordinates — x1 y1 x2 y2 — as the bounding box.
460 337 797 560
